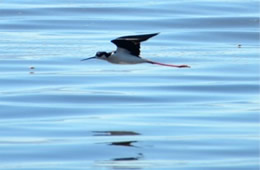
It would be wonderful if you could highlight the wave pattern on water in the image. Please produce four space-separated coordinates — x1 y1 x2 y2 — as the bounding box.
0 0 259 169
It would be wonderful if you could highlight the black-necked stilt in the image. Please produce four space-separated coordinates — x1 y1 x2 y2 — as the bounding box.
81 33 190 68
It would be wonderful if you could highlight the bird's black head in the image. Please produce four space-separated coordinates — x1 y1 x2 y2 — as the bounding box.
96 51 108 58
95 51 111 60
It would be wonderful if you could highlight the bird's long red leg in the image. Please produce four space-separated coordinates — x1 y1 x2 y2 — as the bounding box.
146 60 190 68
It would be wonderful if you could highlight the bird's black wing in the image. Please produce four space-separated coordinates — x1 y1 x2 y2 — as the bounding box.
111 40 140 56
115 33 159 42
111 33 159 57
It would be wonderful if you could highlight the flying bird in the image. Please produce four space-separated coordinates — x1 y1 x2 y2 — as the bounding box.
81 33 190 68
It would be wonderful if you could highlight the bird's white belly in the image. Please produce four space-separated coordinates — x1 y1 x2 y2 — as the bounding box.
107 53 146 64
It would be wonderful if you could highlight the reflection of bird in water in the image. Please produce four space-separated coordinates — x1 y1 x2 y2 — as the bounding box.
113 153 144 161
93 131 140 147
110 141 137 147
92 131 140 136
96 153 144 170
92 131 140 147
82 33 190 68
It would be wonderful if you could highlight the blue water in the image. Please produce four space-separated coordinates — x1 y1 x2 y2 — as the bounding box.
0 0 259 169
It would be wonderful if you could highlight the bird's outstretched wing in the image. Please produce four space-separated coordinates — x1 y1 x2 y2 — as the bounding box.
111 33 159 57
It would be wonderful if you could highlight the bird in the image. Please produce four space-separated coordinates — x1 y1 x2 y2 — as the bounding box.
81 33 190 68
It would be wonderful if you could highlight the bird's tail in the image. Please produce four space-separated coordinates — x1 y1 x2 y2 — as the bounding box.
145 60 190 68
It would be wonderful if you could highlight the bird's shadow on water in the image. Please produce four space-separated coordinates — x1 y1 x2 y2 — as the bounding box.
93 131 140 136
92 130 145 170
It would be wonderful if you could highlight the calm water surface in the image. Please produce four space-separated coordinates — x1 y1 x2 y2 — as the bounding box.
0 0 259 169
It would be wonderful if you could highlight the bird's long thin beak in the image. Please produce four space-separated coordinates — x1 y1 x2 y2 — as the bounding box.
81 56 97 61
